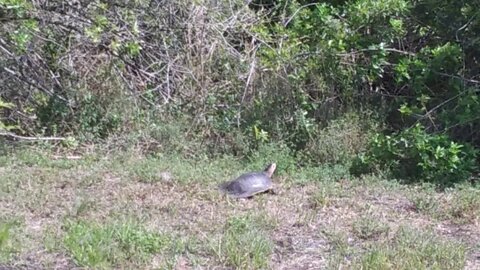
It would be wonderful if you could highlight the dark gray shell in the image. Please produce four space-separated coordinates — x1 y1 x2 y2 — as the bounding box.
219 171 273 198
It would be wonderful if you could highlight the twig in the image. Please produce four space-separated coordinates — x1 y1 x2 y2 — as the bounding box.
432 71 480 84
456 11 479 41
0 132 66 141
284 3 319 27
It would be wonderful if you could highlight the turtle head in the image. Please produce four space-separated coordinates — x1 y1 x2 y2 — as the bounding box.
264 163 277 178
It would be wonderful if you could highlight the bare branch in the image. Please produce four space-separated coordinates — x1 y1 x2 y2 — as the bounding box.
0 132 66 141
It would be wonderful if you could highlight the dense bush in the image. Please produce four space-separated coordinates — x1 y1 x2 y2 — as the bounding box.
1 0 479 185
352 124 478 186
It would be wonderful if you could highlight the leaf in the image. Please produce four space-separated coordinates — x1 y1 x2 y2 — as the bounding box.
399 104 412 115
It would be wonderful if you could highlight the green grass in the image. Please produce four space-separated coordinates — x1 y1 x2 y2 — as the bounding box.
63 219 185 269
212 214 274 269
0 220 22 263
356 227 467 270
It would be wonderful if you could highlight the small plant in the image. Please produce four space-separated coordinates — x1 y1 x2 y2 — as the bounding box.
129 158 164 183
214 214 273 270
324 228 356 269
352 215 389 240
0 223 13 261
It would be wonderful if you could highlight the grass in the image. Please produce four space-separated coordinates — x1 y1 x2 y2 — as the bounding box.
0 222 16 262
0 147 479 269
357 227 467 270
63 219 186 269
126 153 242 184
212 214 274 269
309 180 342 209
446 187 480 224
407 183 440 216
352 215 390 240
406 184 480 224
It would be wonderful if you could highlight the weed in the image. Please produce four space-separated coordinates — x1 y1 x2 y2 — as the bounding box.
128 155 240 184
69 196 96 218
128 158 165 183
323 229 351 256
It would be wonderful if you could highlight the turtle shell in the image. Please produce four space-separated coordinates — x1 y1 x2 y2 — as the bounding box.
219 164 276 198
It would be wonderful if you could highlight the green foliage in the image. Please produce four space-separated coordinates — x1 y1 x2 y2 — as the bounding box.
33 91 122 139
0 223 13 260
352 124 477 186
76 94 121 139
1 0 37 52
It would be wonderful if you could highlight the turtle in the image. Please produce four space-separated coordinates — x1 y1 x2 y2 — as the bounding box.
219 163 277 198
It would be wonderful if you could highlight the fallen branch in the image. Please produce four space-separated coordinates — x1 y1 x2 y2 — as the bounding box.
0 132 66 141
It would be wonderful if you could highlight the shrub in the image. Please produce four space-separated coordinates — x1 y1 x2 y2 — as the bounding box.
352 124 477 186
